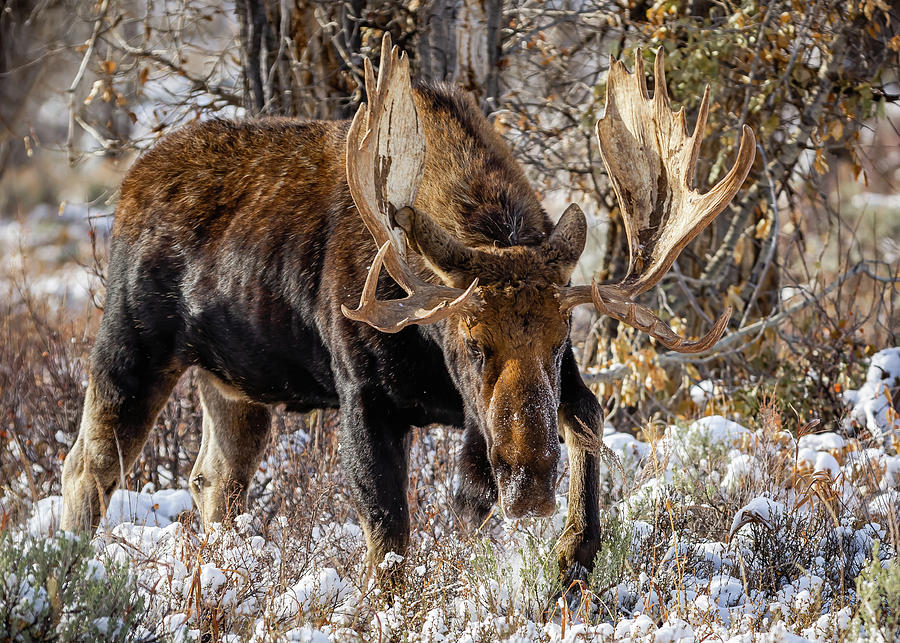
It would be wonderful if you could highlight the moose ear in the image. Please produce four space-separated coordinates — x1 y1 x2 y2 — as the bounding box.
547 203 587 282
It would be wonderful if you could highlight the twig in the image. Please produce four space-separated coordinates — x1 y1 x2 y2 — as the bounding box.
66 0 109 165
9 417 39 505
580 363 629 384
739 141 781 328
672 261 714 325
108 34 244 108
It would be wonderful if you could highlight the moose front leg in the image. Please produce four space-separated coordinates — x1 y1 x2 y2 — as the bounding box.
452 417 498 527
339 392 411 589
557 346 603 579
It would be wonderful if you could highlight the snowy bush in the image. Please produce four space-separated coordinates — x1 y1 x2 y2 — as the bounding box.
0 530 143 641
853 550 900 642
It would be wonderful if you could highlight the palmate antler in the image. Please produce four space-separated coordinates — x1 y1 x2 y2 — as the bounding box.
559 48 756 353
341 35 479 333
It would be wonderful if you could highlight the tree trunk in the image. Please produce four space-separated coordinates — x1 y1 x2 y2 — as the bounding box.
416 0 503 112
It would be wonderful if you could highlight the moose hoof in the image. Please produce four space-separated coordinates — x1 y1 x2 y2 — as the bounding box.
556 531 600 582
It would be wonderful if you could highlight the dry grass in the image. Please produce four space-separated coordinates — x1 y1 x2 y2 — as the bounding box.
2 287 899 641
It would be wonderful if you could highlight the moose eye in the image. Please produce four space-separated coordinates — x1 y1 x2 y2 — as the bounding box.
465 339 488 363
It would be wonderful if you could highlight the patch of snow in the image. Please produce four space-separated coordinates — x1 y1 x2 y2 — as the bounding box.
686 415 751 446
378 551 404 570
690 379 716 405
844 347 900 442
84 559 107 583
26 496 62 536
731 496 786 535
704 574 745 607
654 617 693 642
883 454 900 488
100 488 193 529
797 447 818 466
722 453 761 489
814 451 841 478
271 568 352 620
868 490 900 517
797 432 845 451
26 487 191 536
603 431 651 462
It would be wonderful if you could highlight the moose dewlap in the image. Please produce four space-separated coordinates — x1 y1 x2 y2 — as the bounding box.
60 36 754 584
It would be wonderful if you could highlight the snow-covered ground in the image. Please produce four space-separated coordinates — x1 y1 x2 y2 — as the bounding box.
4 348 900 641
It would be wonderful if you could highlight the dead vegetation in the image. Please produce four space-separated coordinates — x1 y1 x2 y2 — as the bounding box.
2 260 899 640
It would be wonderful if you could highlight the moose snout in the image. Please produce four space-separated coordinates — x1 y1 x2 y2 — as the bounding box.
487 363 560 518
491 446 559 519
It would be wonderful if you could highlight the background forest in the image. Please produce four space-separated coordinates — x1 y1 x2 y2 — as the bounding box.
2 1 900 641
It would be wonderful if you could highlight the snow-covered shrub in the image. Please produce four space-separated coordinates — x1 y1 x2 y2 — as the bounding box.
853 550 900 642
844 347 900 445
0 530 143 641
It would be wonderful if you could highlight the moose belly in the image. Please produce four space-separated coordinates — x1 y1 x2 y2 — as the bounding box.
181 294 463 425
182 294 339 410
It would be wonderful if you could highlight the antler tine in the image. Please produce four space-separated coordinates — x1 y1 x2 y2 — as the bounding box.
597 47 756 297
685 85 711 190
558 283 733 354
695 123 756 225
651 46 668 108
342 34 480 333
635 48 650 99
341 241 479 333
591 282 732 353
558 47 755 354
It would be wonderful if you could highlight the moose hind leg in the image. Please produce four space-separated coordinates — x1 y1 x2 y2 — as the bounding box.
191 372 271 526
61 349 182 532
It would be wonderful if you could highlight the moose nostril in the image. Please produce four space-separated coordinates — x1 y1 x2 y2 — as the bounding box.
494 462 557 519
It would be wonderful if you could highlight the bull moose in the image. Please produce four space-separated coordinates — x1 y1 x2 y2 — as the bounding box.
60 36 754 580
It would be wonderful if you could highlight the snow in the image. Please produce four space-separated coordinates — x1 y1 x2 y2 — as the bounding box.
84 558 107 582
868 490 900 516
730 496 786 535
101 488 193 528
814 451 841 478
26 496 63 536
844 347 900 442
797 432 845 451
704 574 745 607
272 568 352 620
25 488 192 536
686 415 752 445
690 379 716 405
722 453 762 488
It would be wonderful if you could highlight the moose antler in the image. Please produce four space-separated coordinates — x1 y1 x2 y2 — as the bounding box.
341 35 479 333
559 48 756 353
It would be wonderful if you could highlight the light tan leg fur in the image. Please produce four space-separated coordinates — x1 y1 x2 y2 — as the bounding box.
61 370 182 532
190 371 271 525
